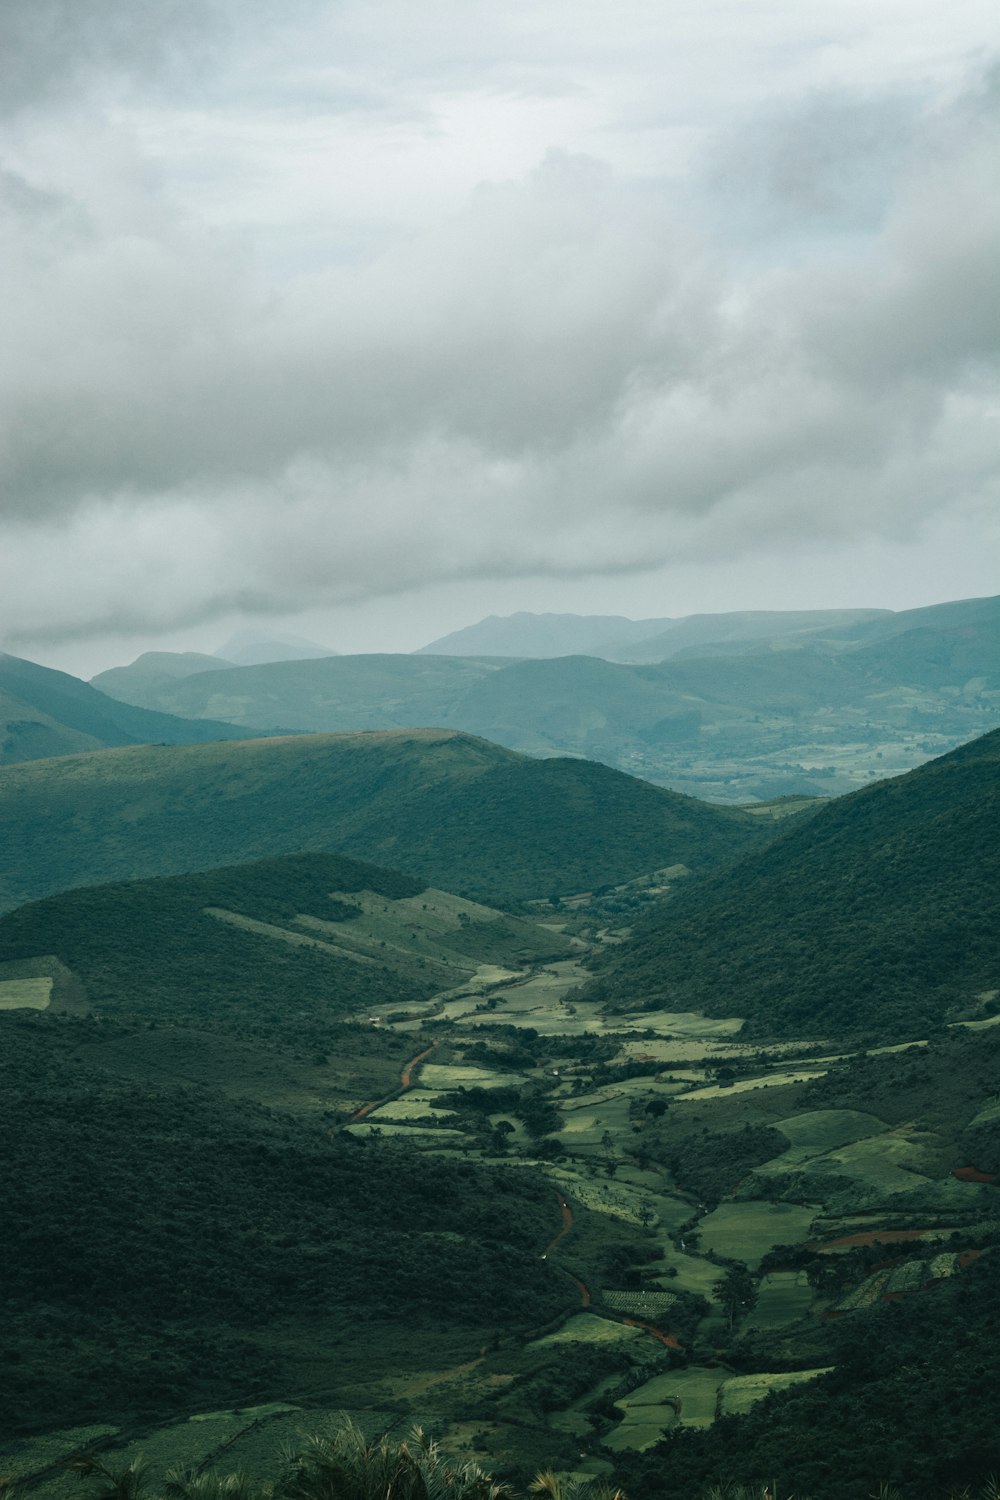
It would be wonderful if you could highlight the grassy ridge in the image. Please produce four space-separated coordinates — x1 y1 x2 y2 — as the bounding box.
0 729 774 912
591 728 1000 1039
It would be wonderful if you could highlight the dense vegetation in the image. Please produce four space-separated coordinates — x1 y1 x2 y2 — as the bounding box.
590 728 1000 1040
0 1010 571 1438
0 853 439 1043
616 1249 1000 1499
0 729 775 912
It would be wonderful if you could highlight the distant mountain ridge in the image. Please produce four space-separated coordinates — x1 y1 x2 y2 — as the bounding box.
0 652 253 765
417 606 892 661
90 594 1000 802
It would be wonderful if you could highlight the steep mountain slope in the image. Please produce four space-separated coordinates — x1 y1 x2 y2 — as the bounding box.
0 729 776 913
592 728 1000 1040
0 653 251 765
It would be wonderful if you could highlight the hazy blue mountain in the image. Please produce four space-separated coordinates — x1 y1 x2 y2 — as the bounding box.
416 611 671 657
608 607 889 662
810 592 1000 649
417 607 889 661
94 652 507 730
92 650 235 709
215 629 337 665
0 653 252 766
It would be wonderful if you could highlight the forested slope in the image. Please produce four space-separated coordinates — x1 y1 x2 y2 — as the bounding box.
0 729 775 912
591 728 1000 1039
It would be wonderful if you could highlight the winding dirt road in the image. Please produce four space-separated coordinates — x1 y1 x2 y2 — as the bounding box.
347 1041 438 1123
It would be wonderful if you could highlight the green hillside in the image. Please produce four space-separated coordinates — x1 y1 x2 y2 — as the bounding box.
0 851 571 1046
0 729 773 913
591 727 1000 1040
0 652 251 765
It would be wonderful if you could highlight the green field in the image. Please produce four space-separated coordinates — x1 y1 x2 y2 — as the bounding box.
532 1314 647 1348
0 977 51 1010
718 1368 833 1416
697 1201 818 1269
742 1271 816 1331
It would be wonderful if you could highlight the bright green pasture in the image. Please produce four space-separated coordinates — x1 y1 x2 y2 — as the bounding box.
602 1411 678 1452
533 1313 646 1348
0 976 51 1009
631 1013 744 1040
675 1070 826 1102
650 1244 724 1301
718 1368 832 1416
419 1062 528 1090
697 1201 817 1269
816 1131 934 1195
366 1093 458 1122
952 1014 1000 1031
548 1170 654 1223
742 1271 815 1331
345 1121 469 1143
557 1096 635 1147
773 1109 888 1157
392 888 507 928
618 1368 726 1427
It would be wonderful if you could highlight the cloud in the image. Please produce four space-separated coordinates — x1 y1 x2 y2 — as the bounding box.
0 8 997 649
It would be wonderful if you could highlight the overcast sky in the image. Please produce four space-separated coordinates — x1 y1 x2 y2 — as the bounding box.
2 0 998 677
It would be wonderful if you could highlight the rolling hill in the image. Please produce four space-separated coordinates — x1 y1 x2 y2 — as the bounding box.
590 727 1000 1040
0 728 777 913
0 652 252 765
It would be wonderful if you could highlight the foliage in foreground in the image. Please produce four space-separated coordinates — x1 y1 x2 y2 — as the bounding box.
20 1422 1000 1500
